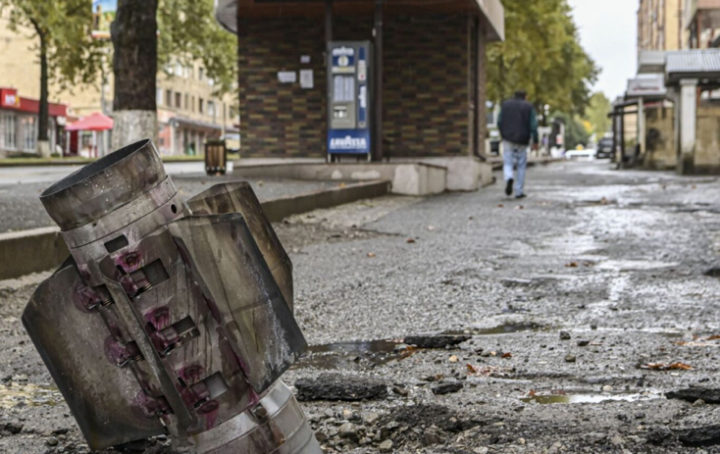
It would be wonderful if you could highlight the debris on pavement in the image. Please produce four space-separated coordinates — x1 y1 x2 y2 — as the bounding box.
666 388 720 404
295 374 388 402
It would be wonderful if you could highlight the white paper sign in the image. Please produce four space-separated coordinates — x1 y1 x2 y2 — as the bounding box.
300 69 314 89
277 71 297 83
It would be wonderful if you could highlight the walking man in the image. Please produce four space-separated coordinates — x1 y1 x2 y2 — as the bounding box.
497 90 539 199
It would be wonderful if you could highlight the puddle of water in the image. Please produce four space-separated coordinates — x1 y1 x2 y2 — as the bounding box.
447 322 547 336
0 383 63 408
597 260 678 272
294 339 414 370
522 391 661 405
295 335 472 370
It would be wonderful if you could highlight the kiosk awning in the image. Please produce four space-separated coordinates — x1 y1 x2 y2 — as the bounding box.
215 0 504 41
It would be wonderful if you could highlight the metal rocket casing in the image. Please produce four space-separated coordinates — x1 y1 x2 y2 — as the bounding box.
22 139 320 453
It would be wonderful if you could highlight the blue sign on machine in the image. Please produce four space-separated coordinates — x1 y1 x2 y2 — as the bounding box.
328 129 371 155
327 41 372 159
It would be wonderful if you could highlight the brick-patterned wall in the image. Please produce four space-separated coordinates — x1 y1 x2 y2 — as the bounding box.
237 18 326 157
237 14 471 157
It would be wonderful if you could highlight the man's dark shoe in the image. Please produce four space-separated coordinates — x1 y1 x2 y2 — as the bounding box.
515 194 526 199
505 178 514 196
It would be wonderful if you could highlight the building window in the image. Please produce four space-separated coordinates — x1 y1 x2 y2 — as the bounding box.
20 116 37 151
165 89 172 107
175 92 182 109
207 100 215 117
198 67 204 81
199 98 204 114
184 93 189 110
0 114 17 149
191 96 195 112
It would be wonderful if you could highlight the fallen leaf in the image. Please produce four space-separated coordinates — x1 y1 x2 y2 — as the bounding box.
497 204 504 208
516 205 524 210
565 262 579 268
706 335 720 341
367 252 376 258
600 197 609 205
502 352 512 359
466 365 511 377
527 389 537 397
406 238 416 244
448 355 459 363
641 362 692 371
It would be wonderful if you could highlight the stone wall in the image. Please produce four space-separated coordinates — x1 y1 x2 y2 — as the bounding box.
237 14 473 157
694 104 720 173
643 106 676 170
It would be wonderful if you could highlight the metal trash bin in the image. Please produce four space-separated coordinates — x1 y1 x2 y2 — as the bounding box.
205 139 227 175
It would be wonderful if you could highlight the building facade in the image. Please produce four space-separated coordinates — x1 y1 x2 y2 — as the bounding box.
0 9 237 157
156 63 238 156
0 87 67 156
684 0 720 48
638 0 684 51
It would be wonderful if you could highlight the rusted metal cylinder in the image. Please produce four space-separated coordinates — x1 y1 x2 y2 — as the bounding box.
24 139 320 453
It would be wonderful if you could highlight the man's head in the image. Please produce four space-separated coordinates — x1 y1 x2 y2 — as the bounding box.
514 90 527 100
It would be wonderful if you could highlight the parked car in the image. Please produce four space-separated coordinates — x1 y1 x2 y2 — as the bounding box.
565 145 596 160
596 137 614 159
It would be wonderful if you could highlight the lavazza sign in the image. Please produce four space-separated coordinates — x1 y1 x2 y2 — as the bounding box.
329 135 368 150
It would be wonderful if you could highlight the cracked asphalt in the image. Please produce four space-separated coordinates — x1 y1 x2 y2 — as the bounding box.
2 160 720 453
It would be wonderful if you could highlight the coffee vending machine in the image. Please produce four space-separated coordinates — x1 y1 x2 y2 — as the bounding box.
327 41 373 161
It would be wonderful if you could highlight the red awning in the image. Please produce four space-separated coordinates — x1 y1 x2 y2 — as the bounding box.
66 112 114 131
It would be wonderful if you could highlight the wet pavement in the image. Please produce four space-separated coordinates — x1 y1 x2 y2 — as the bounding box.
2 160 720 453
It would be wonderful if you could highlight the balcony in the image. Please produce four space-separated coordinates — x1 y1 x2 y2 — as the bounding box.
685 0 720 30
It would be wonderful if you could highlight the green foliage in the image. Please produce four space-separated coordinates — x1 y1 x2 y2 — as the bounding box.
158 0 237 96
583 92 612 137
553 112 590 150
0 0 105 91
487 0 599 117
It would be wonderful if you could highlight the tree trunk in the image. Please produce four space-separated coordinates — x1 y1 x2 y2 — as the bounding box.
110 0 158 151
34 24 50 157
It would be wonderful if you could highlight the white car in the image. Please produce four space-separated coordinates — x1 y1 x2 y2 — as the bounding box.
564 147 597 160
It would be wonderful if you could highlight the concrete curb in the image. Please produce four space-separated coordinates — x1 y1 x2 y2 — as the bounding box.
0 180 391 281
261 180 390 222
0 157 207 167
0 227 67 280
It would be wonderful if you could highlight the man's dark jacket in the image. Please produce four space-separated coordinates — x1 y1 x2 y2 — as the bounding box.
498 96 539 145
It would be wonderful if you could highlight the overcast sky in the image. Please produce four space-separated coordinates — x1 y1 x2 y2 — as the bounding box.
567 0 638 100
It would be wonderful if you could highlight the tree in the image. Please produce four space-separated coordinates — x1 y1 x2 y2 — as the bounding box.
486 0 599 120
0 0 103 156
111 0 158 149
583 92 612 137
111 0 237 148
553 112 590 150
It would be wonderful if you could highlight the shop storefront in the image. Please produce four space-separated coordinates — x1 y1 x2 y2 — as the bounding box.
0 87 68 156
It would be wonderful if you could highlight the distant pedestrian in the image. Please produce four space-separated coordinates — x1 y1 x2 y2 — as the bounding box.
497 90 539 199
